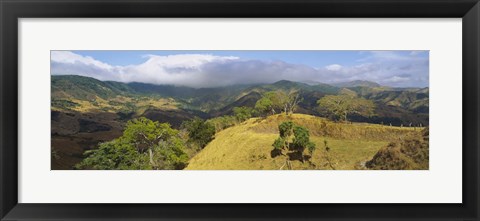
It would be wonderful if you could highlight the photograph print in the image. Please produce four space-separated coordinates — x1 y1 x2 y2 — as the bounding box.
51 50 429 170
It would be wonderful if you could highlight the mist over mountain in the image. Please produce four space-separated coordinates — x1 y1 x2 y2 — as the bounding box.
332 80 381 88
51 51 429 88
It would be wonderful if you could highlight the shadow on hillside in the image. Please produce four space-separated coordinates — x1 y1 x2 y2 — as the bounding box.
270 147 312 163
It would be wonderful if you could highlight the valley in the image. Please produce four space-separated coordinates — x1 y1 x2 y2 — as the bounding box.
51 75 429 170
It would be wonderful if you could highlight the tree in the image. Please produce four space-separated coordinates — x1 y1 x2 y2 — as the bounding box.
76 140 150 170
255 96 274 117
265 91 287 113
255 90 303 116
285 90 302 115
317 95 375 122
272 137 287 150
278 121 294 138
181 118 216 149
291 125 316 162
292 125 316 156
233 106 253 122
76 117 189 170
273 121 294 151
206 115 237 132
271 121 316 165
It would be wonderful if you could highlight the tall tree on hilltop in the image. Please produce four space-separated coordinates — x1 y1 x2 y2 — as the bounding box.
255 90 303 116
317 95 375 122
285 90 302 115
254 96 274 117
272 121 316 166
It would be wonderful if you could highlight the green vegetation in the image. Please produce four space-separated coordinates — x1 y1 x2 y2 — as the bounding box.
52 75 428 126
76 117 188 170
52 75 429 170
233 106 254 122
254 90 302 116
254 95 274 116
317 94 375 122
293 126 316 155
206 115 238 132
272 121 294 150
51 99 80 110
181 118 216 149
52 75 130 100
272 121 316 164
206 106 256 133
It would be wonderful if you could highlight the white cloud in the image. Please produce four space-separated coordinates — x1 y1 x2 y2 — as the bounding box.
325 64 342 71
51 51 429 88
51 51 113 70
384 75 410 83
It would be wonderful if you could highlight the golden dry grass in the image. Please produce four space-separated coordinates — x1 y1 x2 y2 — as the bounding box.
186 114 421 170
56 96 179 114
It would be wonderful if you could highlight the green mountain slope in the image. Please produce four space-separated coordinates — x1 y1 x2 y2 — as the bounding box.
52 75 429 126
51 75 430 170
52 75 132 100
332 80 381 88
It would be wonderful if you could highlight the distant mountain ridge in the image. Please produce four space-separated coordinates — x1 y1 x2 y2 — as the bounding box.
51 75 429 169
51 75 429 126
332 80 382 88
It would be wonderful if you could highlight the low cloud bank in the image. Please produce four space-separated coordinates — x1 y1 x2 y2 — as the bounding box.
51 51 429 88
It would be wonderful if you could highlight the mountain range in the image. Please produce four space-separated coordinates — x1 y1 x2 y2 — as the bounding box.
52 75 428 124
51 75 429 170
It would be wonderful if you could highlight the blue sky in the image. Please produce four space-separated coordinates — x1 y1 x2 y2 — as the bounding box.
52 50 429 88
72 50 427 69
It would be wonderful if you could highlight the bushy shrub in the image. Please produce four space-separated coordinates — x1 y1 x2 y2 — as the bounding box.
233 106 253 122
272 137 286 150
278 121 294 138
207 115 237 132
271 121 316 163
181 118 216 149
292 126 310 148
207 107 255 133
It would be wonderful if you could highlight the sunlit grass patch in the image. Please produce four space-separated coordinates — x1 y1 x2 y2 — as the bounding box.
186 114 420 170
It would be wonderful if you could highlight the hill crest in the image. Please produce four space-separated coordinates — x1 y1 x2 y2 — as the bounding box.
186 113 419 170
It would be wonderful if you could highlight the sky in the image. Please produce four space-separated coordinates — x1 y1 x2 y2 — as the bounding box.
51 50 429 88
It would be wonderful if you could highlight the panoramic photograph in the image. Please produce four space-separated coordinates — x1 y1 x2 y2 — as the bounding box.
51 50 429 170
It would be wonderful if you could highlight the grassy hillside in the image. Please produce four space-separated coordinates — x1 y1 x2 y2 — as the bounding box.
51 75 429 169
186 114 421 170
52 75 128 100
52 75 429 125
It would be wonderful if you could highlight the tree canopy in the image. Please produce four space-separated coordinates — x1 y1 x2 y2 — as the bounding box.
181 117 216 149
255 90 302 116
76 117 189 170
272 121 316 163
255 95 274 116
233 106 253 122
317 95 375 122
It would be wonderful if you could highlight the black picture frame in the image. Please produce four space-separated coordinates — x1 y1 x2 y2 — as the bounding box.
1 0 479 220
